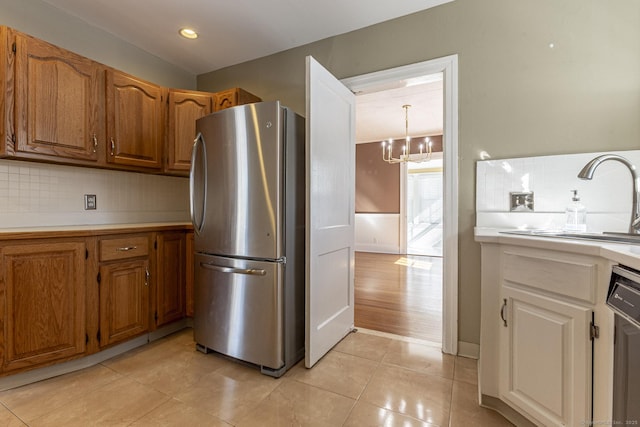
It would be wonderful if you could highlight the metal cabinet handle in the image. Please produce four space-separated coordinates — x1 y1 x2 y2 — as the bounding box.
116 246 137 252
110 138 115 156
145 268 150 286
500 298 508 327
200 262 266 276
92 134 98 153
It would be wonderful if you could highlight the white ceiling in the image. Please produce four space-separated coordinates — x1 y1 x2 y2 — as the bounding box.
40 0 448 142
40 0 453 75
356 79 443 144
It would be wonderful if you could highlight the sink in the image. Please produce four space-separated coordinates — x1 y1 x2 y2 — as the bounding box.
500 230 640 244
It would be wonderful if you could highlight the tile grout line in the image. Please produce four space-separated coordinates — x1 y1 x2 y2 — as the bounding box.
447 356 458 427
0 400 30 427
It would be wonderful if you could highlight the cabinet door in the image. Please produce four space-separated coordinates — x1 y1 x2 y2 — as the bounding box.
0 240 86 373
13 30 104 162
156 232 186 327
500 285 592 426
99 259 150 347
186 231 194 317
213 87 261 112
0 26 9 158
166 89 214 174
106 69 163 169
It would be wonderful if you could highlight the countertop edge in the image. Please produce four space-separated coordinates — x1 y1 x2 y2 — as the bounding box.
475 227 640 268
0 222 194 240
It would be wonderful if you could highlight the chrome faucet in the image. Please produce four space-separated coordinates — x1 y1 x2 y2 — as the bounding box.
578 154 640 234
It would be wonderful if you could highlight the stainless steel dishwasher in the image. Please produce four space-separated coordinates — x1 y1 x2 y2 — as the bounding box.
607 265 640 424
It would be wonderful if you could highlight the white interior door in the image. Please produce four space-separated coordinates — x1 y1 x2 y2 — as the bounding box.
305 56 356 368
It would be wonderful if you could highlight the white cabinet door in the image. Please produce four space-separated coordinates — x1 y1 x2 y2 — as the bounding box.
500 285 592 426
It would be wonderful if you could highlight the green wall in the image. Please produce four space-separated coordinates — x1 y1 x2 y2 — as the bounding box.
198 0 640 346
0 0 195 88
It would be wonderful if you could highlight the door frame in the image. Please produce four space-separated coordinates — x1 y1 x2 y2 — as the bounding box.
342 55 459 355
400 162 408 254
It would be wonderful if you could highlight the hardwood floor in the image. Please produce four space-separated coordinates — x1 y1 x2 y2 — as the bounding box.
354 251 442 343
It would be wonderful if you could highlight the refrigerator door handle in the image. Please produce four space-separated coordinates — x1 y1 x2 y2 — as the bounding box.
190 132 207 234
200 262 267 276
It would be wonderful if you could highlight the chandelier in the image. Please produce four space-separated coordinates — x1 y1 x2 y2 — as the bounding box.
381 104 432 164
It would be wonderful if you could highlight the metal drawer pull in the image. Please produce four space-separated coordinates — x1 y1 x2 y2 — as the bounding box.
200 263 266 276
500 298 508 327
92 134 98 153
110 138 115 156
145 268 150 286
116 246 137 252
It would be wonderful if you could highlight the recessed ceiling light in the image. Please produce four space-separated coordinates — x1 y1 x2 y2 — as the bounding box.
179 28 198 40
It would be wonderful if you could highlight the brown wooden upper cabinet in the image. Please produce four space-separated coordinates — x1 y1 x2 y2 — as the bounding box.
0 26 262 174
12 29 105 164
165 89 214 175
214 87 261 112
0 26 8 158
106 69 164 170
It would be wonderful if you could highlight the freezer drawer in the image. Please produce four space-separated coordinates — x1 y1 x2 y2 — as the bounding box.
193 253 283 370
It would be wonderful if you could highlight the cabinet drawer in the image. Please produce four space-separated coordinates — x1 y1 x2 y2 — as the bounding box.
99 236 149 261
503 250 597 303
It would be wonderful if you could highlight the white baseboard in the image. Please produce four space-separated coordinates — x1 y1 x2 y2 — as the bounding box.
355 244 400 254
458 341 479 359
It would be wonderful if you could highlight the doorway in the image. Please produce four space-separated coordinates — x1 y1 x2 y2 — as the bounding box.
342 55 458 355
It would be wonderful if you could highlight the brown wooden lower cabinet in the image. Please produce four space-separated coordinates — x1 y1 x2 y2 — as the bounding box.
0 239 87 373
0 227 191 376
98 258 150 347
155 232 186 327
186 231 194 317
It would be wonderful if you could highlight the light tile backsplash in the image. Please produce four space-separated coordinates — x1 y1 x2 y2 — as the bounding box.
0 159 190 228
476 150 640 232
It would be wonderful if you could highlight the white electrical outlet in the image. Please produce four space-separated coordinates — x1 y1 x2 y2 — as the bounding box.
84 194 97 210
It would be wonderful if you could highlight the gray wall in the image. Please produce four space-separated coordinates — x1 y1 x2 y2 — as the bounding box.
198 0 640 345
0 0 195 88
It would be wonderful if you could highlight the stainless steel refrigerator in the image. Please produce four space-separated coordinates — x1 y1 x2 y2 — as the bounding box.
189 100 305 377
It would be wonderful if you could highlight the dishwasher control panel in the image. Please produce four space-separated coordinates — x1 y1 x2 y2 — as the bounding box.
608 265 640 328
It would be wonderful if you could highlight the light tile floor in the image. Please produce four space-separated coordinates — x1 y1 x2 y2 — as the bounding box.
0 328 513 426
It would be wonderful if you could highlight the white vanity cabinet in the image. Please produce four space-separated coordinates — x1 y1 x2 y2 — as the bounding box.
500 285 592 426
479 240 614 426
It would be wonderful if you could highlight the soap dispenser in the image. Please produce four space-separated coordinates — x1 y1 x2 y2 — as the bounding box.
564 189 587 232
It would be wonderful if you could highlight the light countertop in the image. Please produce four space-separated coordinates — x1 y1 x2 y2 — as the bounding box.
475 227 640 270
